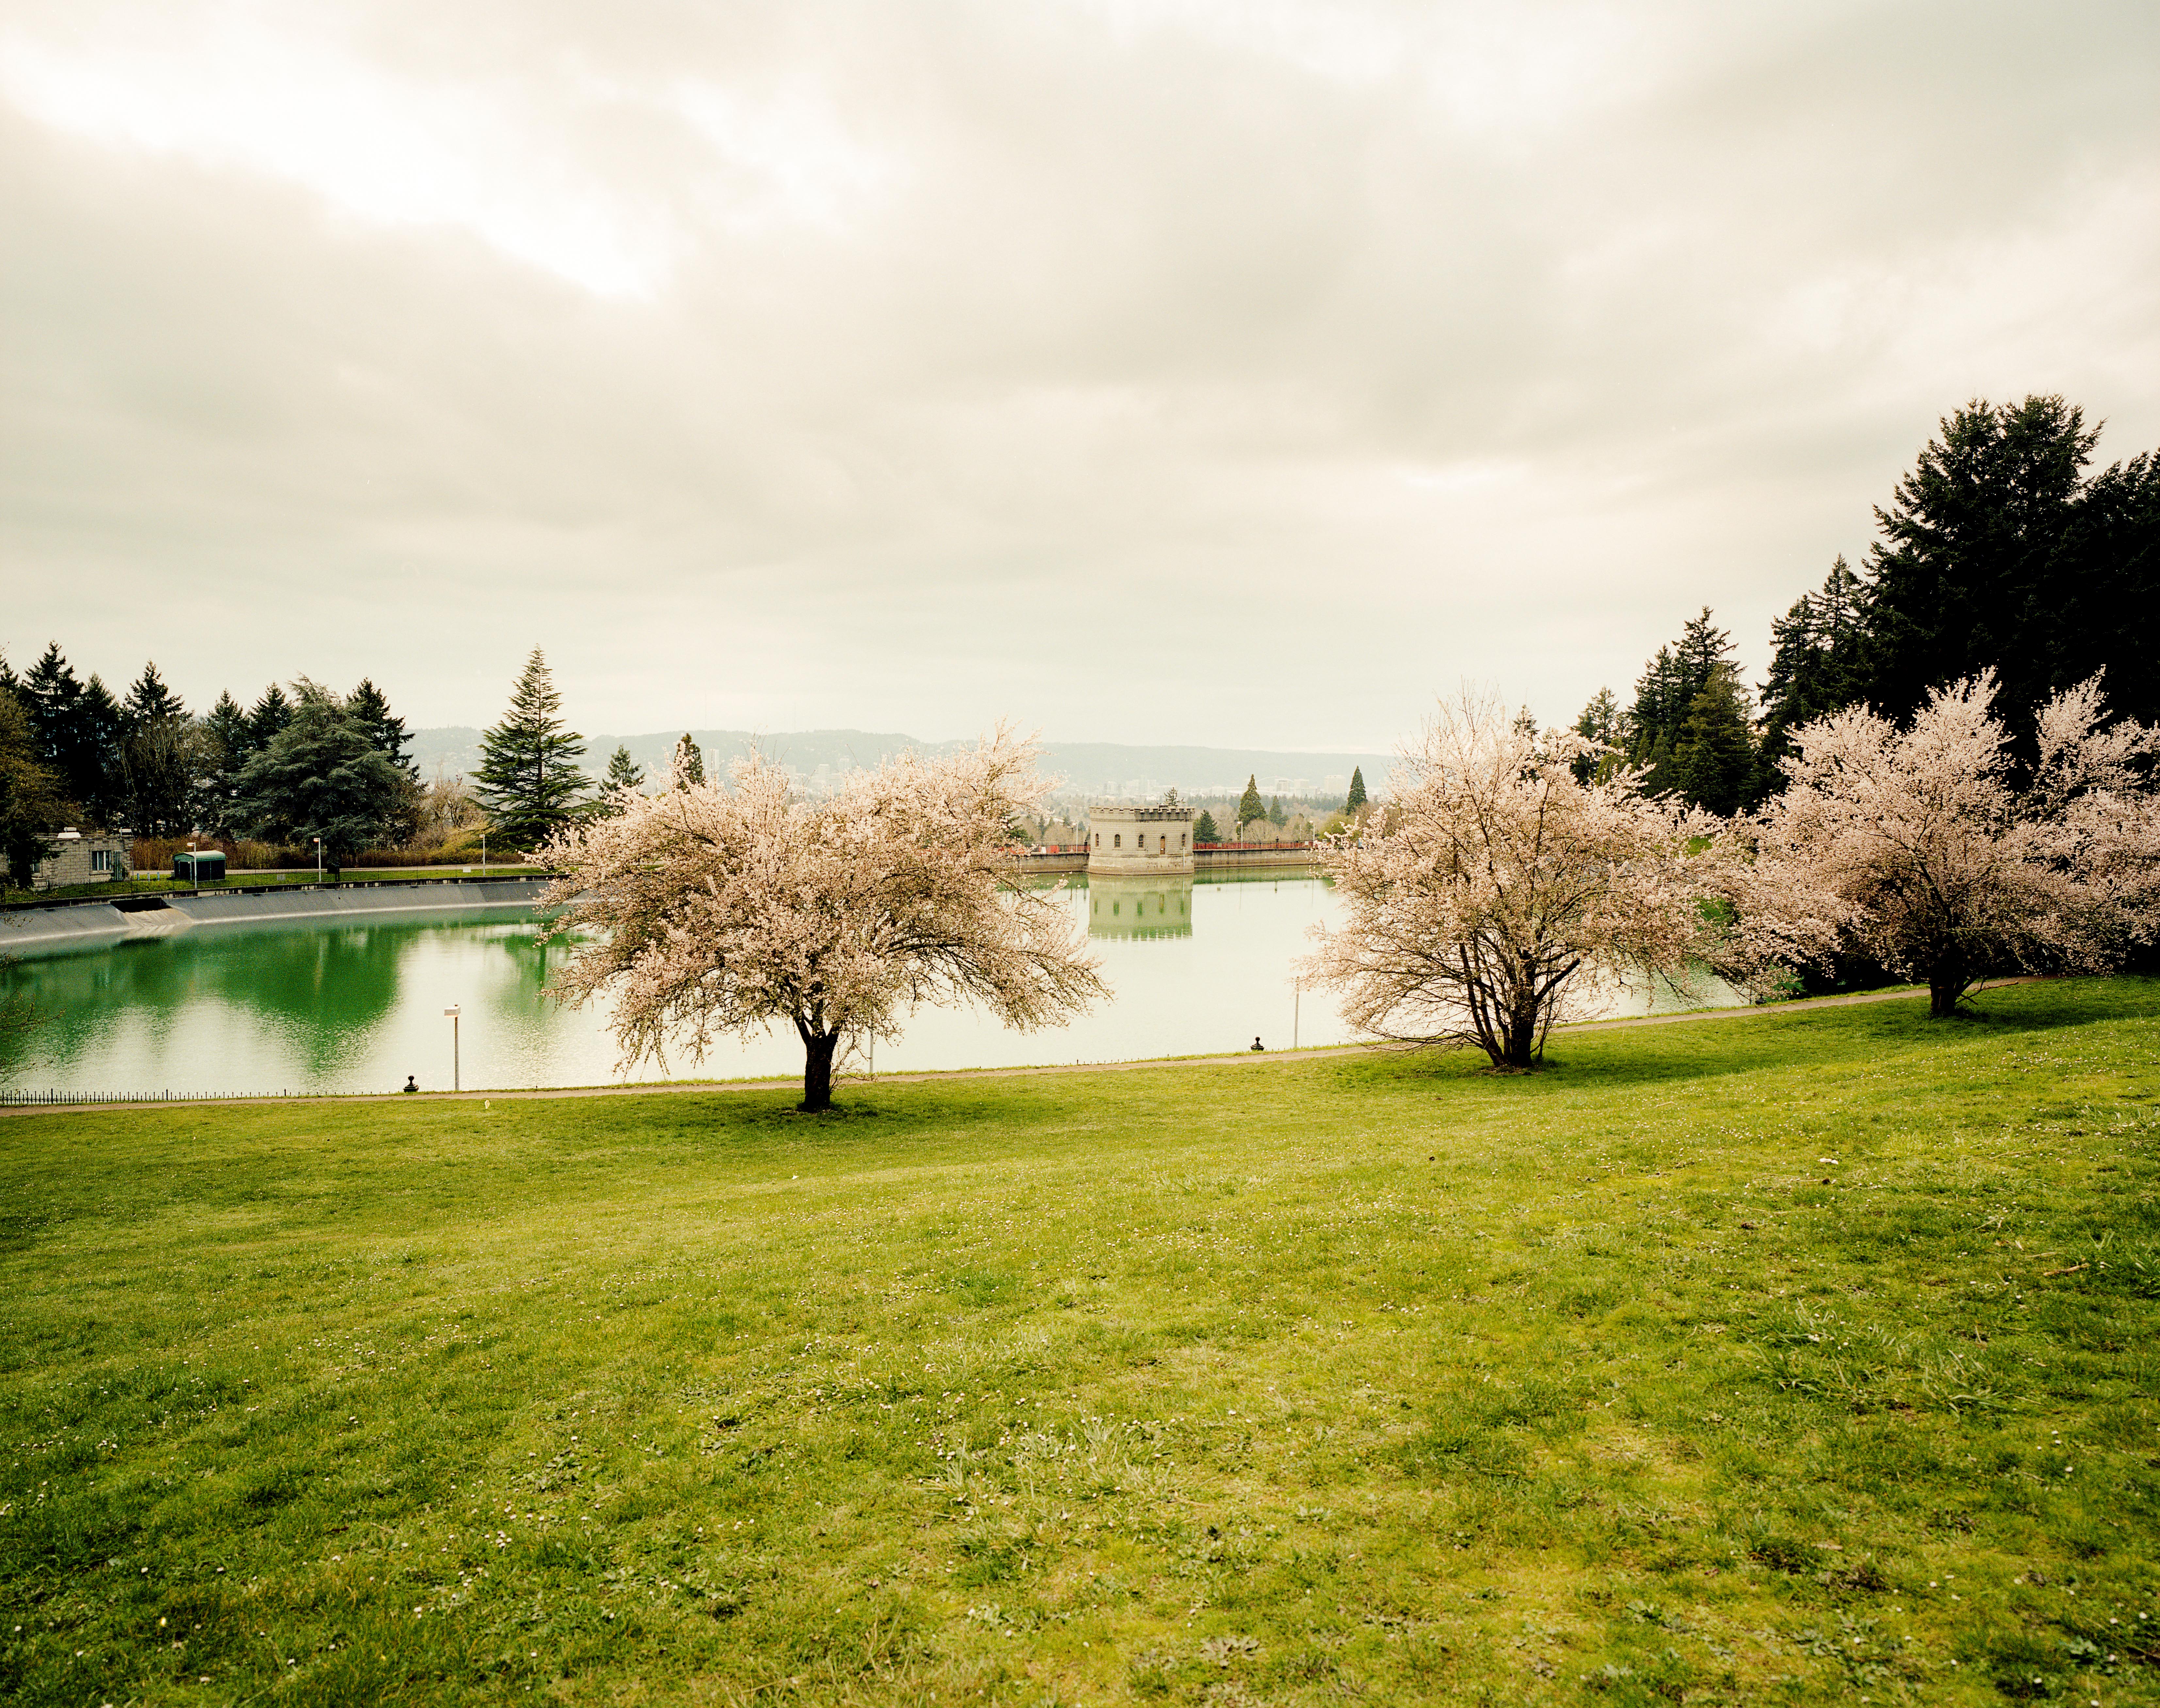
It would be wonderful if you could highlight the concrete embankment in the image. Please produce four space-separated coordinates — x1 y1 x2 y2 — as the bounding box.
0 879 556 960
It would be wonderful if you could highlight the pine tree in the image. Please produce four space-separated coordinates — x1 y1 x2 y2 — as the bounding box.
1628 610 1735 798
247 684 294 752
1343 766 1367 814
1236 774 1265 836
1670 665 1757 816
1570 688 1622 782
1755 556 1868 801
347 679 417 780
117 662 198 836
232 682 407 874
604 745 646 794
474 650 586 848
20 645 83 795
197 691 253 838
1857 395 2160 739
122 662 185 727
671 733 705 789
1192 809 1220 844
74 676 127 828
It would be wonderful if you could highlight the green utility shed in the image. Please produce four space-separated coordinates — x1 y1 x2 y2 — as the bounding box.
172 850 227 882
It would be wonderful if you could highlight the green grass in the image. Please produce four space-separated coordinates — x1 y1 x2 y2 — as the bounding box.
3 980 2159 1705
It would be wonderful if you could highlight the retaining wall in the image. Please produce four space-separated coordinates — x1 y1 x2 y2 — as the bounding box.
1 879 556 960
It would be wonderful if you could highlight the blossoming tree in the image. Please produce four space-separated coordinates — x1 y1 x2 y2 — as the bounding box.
1734 672 2160 1017
1301 691 1733 1071
537 728 1105 1110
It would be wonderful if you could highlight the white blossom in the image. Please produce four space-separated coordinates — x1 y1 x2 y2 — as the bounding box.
1731 671 2160 1016
537 726 1104 1109
1301 690 1733 1070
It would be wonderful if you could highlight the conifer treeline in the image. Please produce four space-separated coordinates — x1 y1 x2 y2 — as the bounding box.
0 645 596 885
0 645 428 884
1575 396 2160 814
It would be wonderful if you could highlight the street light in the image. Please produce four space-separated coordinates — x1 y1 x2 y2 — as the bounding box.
443 1005 461 1092
314 835 323 885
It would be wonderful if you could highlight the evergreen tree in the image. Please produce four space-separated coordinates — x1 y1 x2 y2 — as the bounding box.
1570 688 1622 782
74 675 127 827
247 684 294 752
196 691 254 838
347 679 417 780
1628 610 1735 798
1344 766 1367 814
1236 774 1265 836
474 650 586 848
0 689 70 888
1754 556 1868 798
671 733 705 789
604 745 646 796
1192 809 1220 844
1670 665 1757 816
20 645 84 795
118 661 198 836
1857 395 2160 740
1268 794 1285 828
232 682 407 875
122 662 185 726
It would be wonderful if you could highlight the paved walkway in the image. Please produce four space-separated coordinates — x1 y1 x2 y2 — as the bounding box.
1 978 2044 1118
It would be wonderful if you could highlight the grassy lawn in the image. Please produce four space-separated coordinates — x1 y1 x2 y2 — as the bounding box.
3 981 2158 1705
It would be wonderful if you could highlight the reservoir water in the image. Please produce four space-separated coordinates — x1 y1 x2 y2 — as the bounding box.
0 875 1741 1097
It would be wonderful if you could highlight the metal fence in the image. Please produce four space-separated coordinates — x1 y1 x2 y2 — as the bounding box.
1 1088 301 1107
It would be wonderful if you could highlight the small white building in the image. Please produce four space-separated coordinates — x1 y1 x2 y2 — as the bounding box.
31 828 132 891
1088 805 1195 874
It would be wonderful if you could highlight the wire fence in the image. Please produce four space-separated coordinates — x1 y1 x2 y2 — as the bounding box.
1 1088 302 1107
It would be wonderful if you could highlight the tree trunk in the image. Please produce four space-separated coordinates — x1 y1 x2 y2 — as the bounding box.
1488 984 1543 1071
1928 951 1970 1018
800 1029 839 1112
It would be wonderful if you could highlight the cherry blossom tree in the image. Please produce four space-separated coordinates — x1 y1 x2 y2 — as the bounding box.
1733 672 2160 1018
537 728 1104 1110
1301 691 1734 1071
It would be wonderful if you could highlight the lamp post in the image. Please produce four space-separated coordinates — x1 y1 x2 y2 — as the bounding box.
314 836 323 885
443 1005 461 1093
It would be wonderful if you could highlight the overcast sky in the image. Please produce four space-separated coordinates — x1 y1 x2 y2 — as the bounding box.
3 1 2154 752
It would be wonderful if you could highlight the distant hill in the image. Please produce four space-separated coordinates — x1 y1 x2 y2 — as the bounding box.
407 728 1393 802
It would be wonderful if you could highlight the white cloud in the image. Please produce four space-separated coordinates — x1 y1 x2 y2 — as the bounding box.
0 6 897 296
0 0 2153 747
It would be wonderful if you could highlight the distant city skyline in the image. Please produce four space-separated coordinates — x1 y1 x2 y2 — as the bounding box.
4 3 2155 750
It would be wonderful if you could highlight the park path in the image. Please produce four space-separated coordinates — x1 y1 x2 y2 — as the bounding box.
0 978 2045 1118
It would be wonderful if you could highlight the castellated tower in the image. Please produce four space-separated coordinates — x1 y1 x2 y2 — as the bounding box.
1087 805 1196 874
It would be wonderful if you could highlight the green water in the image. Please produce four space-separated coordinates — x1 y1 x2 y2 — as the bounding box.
0 876 1743 1096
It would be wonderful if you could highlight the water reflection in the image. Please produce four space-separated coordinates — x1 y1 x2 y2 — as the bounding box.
0 877 1750 1096
1088 876 1192 941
